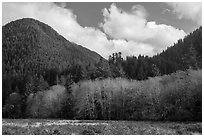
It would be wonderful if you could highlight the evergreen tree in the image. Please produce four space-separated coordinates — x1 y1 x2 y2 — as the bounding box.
151 64 161 77
25 76 35 97
37 75 49 91
60 75 66 86
93 57 111 79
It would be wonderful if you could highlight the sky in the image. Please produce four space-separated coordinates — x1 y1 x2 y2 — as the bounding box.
2 2 202 59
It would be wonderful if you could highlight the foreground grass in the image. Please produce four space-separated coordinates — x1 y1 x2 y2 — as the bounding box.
2 119 202 135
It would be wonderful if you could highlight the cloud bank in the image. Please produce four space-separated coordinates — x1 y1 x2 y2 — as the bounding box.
167 2 202 25
101 4 186 56
3 2 187 58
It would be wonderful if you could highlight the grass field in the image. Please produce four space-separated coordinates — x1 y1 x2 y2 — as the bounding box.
2 119 202 135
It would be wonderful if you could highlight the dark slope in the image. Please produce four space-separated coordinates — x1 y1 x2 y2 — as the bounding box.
151 26 202 74
120 26 202 80
2 18 103 76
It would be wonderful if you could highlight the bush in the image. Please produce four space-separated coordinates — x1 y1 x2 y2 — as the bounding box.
26 85 68 118
72 69 202 121
3 92 22 118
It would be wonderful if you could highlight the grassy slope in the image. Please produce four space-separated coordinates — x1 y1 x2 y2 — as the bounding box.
2 119 202 135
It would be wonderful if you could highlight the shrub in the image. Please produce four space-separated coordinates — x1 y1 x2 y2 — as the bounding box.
26 85 68 118
72 69 202 121
3 92 22 118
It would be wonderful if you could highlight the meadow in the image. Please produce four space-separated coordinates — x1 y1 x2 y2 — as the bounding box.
2 119 202 135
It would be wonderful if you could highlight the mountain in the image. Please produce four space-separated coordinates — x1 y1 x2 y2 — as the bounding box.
117 26 202 80
151 26 202 74
2 18 103 77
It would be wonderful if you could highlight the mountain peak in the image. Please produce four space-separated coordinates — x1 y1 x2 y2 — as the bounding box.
3 18 103 74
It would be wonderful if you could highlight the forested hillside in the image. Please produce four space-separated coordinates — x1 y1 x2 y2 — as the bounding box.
153 26 202 73
2 18 108 107
2 18 202 121
110 27 202 80
2 18 104 75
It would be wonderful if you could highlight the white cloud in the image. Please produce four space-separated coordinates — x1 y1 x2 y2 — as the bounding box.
101 4 148 42
167 2 202 25
131 4 147 18
101 4 186 56
2 2 187 59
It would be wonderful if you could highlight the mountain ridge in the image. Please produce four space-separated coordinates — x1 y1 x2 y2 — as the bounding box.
3 18 104 75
